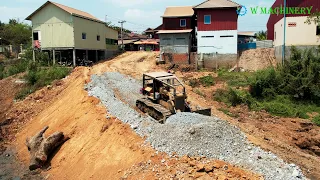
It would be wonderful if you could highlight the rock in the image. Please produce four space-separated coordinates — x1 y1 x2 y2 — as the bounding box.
161 159 166 163
204 165 213 172
196 164 205 172
292 169 302 178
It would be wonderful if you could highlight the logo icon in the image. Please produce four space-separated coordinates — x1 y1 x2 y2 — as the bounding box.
237 5 247 16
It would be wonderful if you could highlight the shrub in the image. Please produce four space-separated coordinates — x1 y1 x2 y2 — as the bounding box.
6 59 29 76
199 75 215 87
217 69 251 87
214 88 252 107
15 87 36 100
194 89 206 97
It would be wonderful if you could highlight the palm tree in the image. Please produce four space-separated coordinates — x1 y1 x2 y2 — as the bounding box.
255 30 267 40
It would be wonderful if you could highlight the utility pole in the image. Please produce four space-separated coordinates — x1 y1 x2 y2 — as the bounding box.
282 0 287 65
118 20 126 50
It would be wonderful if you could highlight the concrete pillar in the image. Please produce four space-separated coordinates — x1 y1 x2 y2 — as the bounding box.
20 44 23 53
53 49 56 65
73 48 76 67
9 45 12 53
95 50 98 61
33 49 36 62
85 50 88 61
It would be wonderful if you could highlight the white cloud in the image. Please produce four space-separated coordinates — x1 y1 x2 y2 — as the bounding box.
0 6 33 23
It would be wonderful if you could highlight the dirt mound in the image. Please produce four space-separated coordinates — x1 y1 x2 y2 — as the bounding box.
236 48 276 71
123 155 262 179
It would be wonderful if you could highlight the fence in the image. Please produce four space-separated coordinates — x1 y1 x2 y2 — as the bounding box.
238 43 257 51
256 40 273 48
159 45 238 69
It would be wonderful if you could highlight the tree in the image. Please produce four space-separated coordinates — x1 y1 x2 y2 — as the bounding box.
305 12 320 25
255 30 267 40
105 21 132 34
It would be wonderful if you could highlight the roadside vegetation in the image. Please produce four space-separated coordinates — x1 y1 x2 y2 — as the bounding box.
213 47 320 123
189 75 215 88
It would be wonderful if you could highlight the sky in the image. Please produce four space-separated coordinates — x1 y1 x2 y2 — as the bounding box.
0 0 275 33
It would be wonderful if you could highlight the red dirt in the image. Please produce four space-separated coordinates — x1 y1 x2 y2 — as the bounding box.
0 53 260 179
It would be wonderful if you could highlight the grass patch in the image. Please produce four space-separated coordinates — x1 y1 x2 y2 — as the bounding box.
194 89 206 97
199 75 215 87
214 88 320 119
313 115 320 126
217 69 252 87
189 78 200 88
218 108 239 118
15 64 71 100
0 59 30 79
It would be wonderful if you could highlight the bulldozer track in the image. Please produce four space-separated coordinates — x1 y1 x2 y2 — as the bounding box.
136 98 172 123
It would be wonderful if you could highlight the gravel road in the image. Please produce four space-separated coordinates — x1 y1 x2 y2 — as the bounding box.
85 72 305 180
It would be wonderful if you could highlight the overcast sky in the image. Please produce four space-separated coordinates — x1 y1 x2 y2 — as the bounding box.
0 0 274 33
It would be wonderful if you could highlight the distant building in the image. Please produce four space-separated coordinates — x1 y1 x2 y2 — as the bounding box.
157 6 195 64
193 0 240 67
26 1 118 66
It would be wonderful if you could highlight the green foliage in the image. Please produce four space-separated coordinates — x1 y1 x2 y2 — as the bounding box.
305 12 320 25
313 115 320 126
218 108 239 118
199 75 215 87
15 87 36 100
249 47 320 104
217 69 251 87
254 30 267 40
6 59 29 76
0 19 32 52
4 48 12 59
214 88 253 107
26 65 71 88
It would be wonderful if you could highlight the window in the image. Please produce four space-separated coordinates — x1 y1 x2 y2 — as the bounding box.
180 19 186 27
106 38 117 45
97 35 100 41
201 36 214 38
317 26 320 35
204 15 211 24
220 35 234 38
33 32 39 40
82 33 86 40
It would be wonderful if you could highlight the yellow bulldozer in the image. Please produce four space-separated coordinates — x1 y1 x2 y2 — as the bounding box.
136 72 211 123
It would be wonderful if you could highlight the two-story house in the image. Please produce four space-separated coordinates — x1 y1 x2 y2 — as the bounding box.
193 0 239 67
26 1 118 66
157 6 195 64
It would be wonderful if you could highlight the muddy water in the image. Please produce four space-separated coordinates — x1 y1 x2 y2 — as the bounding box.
0 146 43 180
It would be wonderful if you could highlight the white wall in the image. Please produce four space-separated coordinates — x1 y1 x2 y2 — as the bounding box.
274 16 320 47
197 30 237 54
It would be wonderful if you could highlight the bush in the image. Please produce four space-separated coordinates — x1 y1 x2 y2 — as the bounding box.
217 69 251 87
214 88 252 107
26 65 70 88
6 59 29 76
199 75 215 87
15 87 36 100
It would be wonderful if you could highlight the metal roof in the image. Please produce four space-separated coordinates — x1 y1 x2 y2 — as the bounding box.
144 72 173 78
162 6 194 17
193 0 240 9
26 1 100 22
157 29 193 34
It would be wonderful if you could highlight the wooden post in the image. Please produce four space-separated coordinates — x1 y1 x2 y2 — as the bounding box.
53 49 56 65
95 50 98 61
73 48 76 67
85 50 88 61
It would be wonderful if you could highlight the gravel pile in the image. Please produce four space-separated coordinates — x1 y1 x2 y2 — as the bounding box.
86 72 305 180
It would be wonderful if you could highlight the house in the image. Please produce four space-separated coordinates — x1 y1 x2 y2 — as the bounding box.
157 6 196 64
267 0 320 40
26 1 118 66
144 24 163 39
193 0 240 68
238 31 256 43
267 0 320 61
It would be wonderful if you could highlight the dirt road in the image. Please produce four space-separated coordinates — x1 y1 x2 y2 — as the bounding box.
4 52 261 179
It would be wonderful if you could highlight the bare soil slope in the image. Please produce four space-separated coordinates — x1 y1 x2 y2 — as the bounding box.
237 48 277 71
10 52 260 179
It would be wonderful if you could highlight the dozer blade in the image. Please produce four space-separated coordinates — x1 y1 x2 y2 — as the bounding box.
136 98 172 123
192 108 212 116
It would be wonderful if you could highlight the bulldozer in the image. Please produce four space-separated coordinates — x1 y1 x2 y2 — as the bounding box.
136 72 211 123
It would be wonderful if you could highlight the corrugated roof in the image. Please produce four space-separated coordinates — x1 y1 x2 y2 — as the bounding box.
193 0 240 9
162 6 194 17
26 1 100 22
157 29 193 34
238 31 256 36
